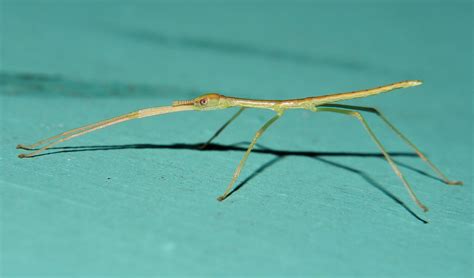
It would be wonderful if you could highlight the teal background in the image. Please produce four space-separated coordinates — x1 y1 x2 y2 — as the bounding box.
1 1 472 277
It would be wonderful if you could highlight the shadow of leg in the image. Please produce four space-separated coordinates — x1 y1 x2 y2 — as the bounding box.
312 157 428 224
224 156 284 200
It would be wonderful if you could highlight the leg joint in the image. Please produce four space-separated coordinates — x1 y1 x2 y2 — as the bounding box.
349 111 363 120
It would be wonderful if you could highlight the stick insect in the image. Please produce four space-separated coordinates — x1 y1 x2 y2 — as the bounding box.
17 80 462 212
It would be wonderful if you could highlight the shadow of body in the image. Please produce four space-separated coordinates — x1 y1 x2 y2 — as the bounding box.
37 142 431 223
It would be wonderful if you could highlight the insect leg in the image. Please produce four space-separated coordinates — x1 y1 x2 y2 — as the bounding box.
314 107 429 212
217 111 283 201
320 104 462 186
200 107 245 149
17 106 194 158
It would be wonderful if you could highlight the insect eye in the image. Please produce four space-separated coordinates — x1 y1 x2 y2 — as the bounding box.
199 98 208 105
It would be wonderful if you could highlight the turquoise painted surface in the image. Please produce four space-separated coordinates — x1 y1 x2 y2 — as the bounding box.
1 1 472 277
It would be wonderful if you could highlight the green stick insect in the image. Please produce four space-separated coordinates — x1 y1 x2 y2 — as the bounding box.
17 80 462 212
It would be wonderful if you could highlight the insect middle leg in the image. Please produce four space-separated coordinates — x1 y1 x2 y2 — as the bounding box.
200 107 246 149
320 104 462 186
313 107 429 212
217 111 283 201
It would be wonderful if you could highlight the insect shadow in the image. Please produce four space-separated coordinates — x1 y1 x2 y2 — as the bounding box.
36 142 436 223
109 26 411 76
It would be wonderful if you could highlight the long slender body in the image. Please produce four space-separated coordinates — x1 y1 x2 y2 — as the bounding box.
197 80 423 111
17 80 462 214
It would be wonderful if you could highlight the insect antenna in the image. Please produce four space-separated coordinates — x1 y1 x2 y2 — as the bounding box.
172 100 194 106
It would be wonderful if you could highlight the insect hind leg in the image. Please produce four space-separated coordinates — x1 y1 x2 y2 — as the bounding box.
312 106 428 212
320 104 462 186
